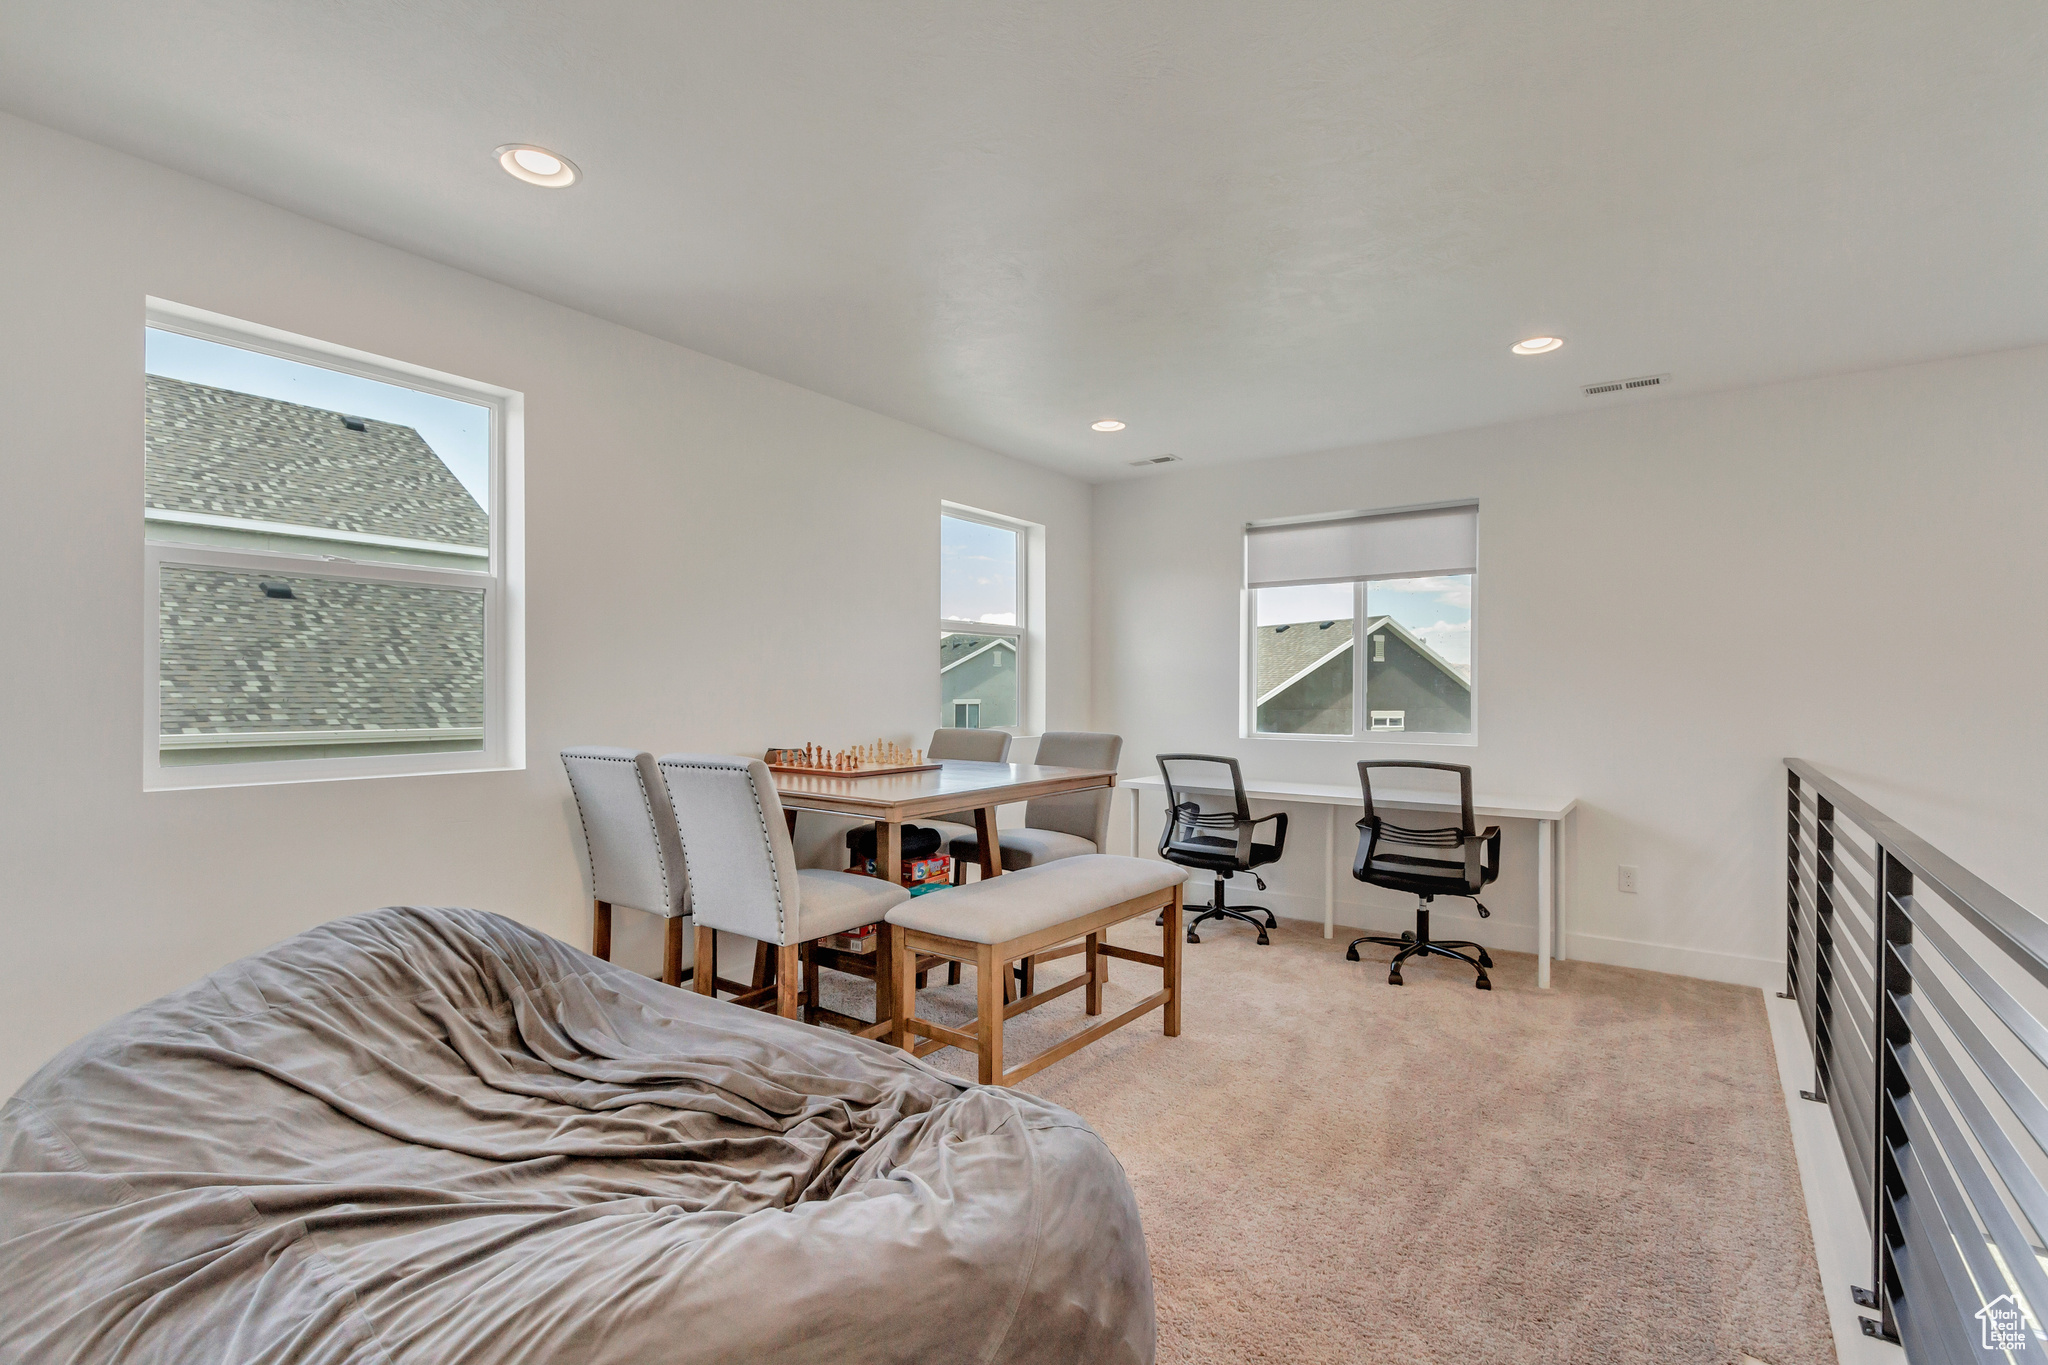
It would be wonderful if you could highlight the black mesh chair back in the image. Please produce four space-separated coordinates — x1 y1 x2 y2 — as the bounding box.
1156 754 1254 868
1155 754 1287 945
1357 761 1491 897
1349 761 1500 988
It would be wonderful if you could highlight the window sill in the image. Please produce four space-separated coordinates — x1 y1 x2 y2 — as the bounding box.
1247 729 1478 747
145 751 521 792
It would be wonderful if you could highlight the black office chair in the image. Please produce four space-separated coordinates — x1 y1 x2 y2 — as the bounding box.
1155 754 1288 945
1346 761 1500 989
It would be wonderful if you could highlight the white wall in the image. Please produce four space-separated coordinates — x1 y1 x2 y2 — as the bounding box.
0 114 1093 1094
1093 347 2048 986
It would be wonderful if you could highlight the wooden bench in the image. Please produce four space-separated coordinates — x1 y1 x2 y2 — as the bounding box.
884 854 1189 1086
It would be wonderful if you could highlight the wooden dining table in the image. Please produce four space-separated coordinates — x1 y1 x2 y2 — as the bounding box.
771 759 1119 1026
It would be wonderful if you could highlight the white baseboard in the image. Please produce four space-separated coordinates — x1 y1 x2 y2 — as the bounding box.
1562 929 1782 990
1242 887 1783 989
1766 994 1901 1364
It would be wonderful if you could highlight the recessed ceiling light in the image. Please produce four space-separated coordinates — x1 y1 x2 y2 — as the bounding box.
1512 336 1564 355
495 144 579 188
1091 419 1126 432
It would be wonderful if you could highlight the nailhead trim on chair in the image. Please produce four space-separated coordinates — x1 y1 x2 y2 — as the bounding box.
562 750 680 918
662 758 791 942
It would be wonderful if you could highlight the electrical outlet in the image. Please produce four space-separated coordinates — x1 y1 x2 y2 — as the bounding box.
1617 865 1639 894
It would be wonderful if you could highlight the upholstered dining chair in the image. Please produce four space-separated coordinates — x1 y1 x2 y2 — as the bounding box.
658 754 911 1023
913 727 1014 884
560 747 693 985
947 731 1124 994
946 731 1123 873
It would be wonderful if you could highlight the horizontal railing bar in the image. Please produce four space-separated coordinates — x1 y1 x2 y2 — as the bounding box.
1897 1156 1994 1350
1830 935 1878 1015
1896 1088 2037 1334
1835 978 1875 1064
1828 1088 1876 1214
1825 857 1878 920
1893 1201 1980 1365
1900 966 2048 1163
1790 758 2048 988
1909 901 2048 1078
1823 1035 1877 1143
1904 1027 2048 1256
1902 1054 2048 1326
1828 829 1879 880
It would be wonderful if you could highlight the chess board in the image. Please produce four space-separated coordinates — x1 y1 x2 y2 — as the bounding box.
765 761 941 779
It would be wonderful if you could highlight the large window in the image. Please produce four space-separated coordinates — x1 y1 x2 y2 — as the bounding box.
1245 504 1476 740
939 507 1023 731
143 300 520 788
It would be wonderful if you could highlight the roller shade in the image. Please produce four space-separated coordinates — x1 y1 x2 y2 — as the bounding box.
1245 504 1477 589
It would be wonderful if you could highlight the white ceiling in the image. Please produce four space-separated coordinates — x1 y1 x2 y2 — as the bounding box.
5 2 2046 480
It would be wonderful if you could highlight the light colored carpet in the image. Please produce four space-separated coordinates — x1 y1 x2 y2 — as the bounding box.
818 915 1834 1365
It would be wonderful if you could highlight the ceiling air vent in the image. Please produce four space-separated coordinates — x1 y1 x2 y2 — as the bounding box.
1126 454 1180 467
1583 374 1670 398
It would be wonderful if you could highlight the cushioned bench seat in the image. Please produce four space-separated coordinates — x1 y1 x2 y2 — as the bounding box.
885 854 1189 1085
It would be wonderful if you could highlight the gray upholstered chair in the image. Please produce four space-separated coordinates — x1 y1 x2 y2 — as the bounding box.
912 728 1014 878
948 731 1124 872
658 754 910 1021
947 731 1124 994
560 747 693 986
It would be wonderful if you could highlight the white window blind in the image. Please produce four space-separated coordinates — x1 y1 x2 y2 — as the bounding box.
1244 503 1477 589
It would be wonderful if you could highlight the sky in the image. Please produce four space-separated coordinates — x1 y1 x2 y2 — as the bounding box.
1256 575 1472 674
940 514 1019 625
145 329 491 507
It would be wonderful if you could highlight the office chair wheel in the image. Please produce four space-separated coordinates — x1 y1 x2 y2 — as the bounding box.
1476 902 1491 919
1475 974 1492 990
1256 931 1270 946
1155 911 1165 927
1262 911 1278 929
1186 929 1202 944
1345 946 1360 962
1387 969 1403 986
1478 951 1495 969
1400 930 1415 942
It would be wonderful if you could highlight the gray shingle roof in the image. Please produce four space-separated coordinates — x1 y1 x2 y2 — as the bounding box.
1255 618 1358 698
158 567 483 735
145 376 487 547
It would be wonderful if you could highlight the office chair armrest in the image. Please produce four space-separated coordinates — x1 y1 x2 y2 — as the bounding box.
1255 809 1288 855
1351 817 1381 880
1464 825 1503 891
1232 808 1287 861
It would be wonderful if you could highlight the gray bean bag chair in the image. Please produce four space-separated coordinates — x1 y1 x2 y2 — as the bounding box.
0 906 1154 1363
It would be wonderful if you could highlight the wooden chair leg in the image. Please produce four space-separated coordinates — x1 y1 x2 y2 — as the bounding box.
591 900 612 960
1164 885 1183 1037
775 943 801 1018
887 924 911 1050
753 941 773 990
802 943 820 1024
1085 932 1102 1016
694 925 717 997
662 917 684 986
1020 956 1036 996
948 961 962 986
976 943 1003 1085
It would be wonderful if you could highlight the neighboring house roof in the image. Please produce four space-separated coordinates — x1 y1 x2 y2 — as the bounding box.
940 632 1017 671
158 566 484 735
145 376 487 548
1255 615 1471 705
1254 618 1354 702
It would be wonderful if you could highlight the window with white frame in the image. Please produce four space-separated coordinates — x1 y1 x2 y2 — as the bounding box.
143 300 520 788
1244 503 1476 740
939 507 1023 730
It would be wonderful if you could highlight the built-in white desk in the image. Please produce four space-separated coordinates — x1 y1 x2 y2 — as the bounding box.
1124 776 1578 988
